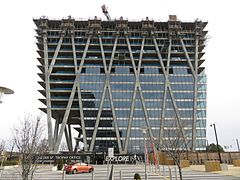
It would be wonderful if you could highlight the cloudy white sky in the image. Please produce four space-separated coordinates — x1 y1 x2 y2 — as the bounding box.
0 0 239 151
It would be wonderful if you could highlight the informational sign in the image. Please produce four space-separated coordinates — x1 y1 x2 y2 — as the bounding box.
108 147 114 158
35 154 94 164
105 154 143 163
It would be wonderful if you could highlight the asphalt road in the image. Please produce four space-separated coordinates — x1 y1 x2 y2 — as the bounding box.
1 164 240 180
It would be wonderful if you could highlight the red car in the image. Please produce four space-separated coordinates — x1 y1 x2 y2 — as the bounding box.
64 163 94 174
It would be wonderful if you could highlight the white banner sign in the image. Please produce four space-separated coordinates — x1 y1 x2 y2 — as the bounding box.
108 147 114 158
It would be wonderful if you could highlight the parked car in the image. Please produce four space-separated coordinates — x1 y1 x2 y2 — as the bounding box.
64 163 94 174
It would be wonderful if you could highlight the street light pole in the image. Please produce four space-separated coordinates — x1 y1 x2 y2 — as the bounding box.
210 123 222 163
0 86 14 104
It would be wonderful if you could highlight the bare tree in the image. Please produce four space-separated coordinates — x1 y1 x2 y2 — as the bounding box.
12 114 46 180
37 138 49 155
0 139 5 154
155 124 190 180
60 141 68 152
0 139 6 169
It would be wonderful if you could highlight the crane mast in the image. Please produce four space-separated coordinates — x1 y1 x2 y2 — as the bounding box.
101 4 111 20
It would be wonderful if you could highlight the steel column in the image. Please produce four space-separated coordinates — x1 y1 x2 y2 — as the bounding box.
192 37 199 151
43 31 53 150
160 38 172 144
123 35 140 153
179 38 196 79
53 117 59 145
48 31 65 74
124 36 154 153
89 36 118 152
153 37 187 147
179 36 198 151
68 124 73 151
98 36 123 153
123 36 141 153
64 127 72 152
53 36 92 153
71 35 88 151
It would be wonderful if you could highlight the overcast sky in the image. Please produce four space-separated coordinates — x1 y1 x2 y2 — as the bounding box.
0 0 239 151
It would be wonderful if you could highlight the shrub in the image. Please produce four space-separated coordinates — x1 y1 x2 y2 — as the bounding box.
57 159 64 170
3 160 18 166
134 173 141 180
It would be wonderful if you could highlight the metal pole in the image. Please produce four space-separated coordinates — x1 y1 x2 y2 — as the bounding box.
168 166 172 180
163 165 166 177
144 135 148 180
92 170 94 180
107 158 109 179
61 169 66 180
211 123 222 163
119 170 122 180
174 166 178 180
236 138 240 152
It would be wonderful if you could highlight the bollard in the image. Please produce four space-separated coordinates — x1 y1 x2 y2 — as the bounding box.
143 171 148 180
174 166 178 180
92 170 94 180
119 170 122 180
163 165 166 177
158 164 161 175
168 167 172 180
61 169 66 180
107 160 109 179
0 169 3 179
108 165 114 180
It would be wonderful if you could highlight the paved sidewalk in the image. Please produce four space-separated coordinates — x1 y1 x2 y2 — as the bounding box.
184 165 240 177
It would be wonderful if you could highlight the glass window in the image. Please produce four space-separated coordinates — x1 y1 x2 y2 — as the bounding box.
171 84 194 91
140 75 164 82
115 67 130 74
144 67 159 74
173 67 187 74
196 119 206 127
197 92 206 99
116 110 130 117
112 92 133 99
141 84 164 91
198 84 206 91
110 75 134 82
111 84 134 91
145 101 162 108
143 92 163 99
113 101 131 108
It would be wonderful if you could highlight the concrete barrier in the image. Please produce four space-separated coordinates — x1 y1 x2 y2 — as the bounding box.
1 165 19 170
180 160 190 168
52 166 58 171
205 161 221 172
220 163 228 171
233 160 240 167
165 159 174 165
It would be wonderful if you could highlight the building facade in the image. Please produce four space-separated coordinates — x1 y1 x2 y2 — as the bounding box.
34 15 207 155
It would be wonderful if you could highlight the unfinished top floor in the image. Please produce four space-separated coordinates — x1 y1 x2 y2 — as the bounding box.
33 15 207 33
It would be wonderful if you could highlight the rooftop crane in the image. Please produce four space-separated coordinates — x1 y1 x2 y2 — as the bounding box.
101 4 111 20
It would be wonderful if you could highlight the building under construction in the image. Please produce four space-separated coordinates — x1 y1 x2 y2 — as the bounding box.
34 15 207 156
